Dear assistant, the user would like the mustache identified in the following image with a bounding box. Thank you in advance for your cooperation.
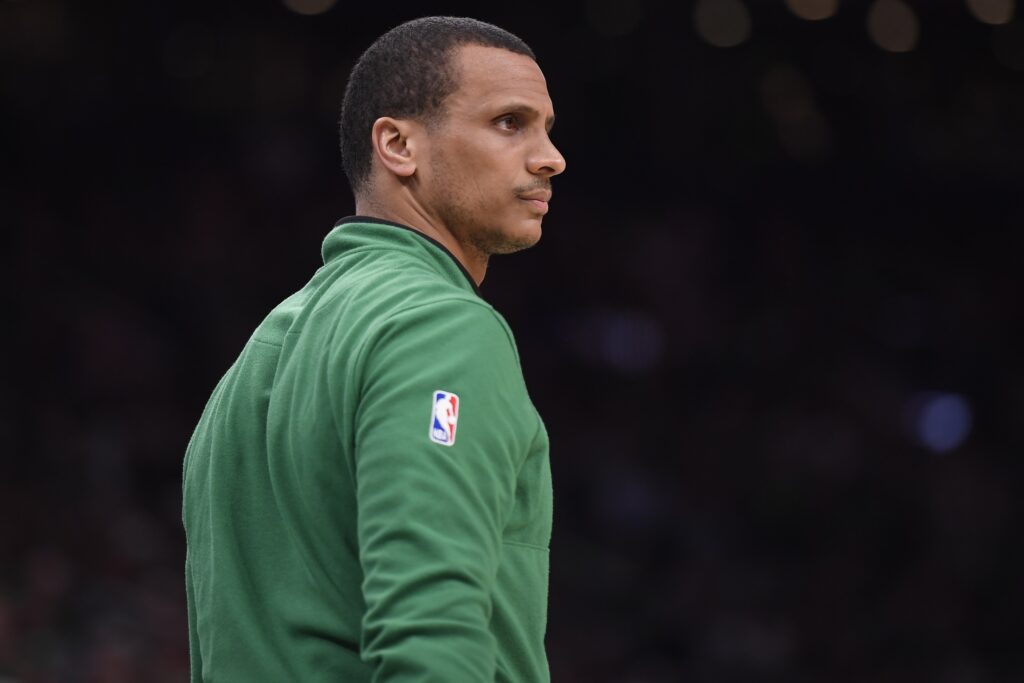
[513,180,552,195]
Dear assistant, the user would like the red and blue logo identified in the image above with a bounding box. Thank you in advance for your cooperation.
[430,390,460,446]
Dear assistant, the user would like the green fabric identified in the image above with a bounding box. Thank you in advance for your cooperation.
[182,219,553,682]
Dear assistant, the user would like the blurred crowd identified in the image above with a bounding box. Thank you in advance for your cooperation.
[5,0,1024,680]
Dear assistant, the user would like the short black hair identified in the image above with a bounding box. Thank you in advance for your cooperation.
[339,16,535,195]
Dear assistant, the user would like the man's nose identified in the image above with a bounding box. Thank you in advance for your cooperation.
[529,137,566,177]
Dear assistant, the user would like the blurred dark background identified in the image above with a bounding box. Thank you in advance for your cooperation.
[4,0,1024,680]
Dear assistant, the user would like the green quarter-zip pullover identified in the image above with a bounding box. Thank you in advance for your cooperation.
[183,217,553,682]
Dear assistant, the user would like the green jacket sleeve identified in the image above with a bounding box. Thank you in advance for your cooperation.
[185,550,203,682]
[351,298,533,682]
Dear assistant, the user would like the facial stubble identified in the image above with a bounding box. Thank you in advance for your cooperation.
[428,150,543,261]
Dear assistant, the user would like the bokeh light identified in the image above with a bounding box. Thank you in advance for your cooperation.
[965,0,1015,25]
[282,0,337,16]
[867,0,920,52]
[913,392,974,454]
[694,0,753,48]
[785,0,839,21]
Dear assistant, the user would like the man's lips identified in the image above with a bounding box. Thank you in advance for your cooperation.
[518,191,551,215]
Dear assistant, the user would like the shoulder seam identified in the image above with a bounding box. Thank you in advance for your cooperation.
[249,337,283,349]
[502,539,549,552]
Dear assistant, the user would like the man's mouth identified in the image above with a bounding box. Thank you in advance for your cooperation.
[517,190,552,215]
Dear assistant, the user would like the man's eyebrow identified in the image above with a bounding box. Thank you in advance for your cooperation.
[499,103,556,132]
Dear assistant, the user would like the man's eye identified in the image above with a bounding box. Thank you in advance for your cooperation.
[497,115,519,131]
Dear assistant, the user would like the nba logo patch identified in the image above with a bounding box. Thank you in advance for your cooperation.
[430,390,460,446]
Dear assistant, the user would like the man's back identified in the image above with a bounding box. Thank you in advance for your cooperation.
[183,219,553,681]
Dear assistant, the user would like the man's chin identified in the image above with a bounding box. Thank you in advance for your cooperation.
[476,222,542,255]
[500,227,542,254]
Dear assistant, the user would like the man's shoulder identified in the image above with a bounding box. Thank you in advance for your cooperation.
[312,254,510,343]
[372,288,511,344]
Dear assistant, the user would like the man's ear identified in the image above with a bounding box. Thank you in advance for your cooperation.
[370,116,418,178]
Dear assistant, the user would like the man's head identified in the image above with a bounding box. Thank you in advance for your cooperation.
[339,17,566,271]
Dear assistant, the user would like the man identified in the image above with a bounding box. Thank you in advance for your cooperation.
[182,16,565,683]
